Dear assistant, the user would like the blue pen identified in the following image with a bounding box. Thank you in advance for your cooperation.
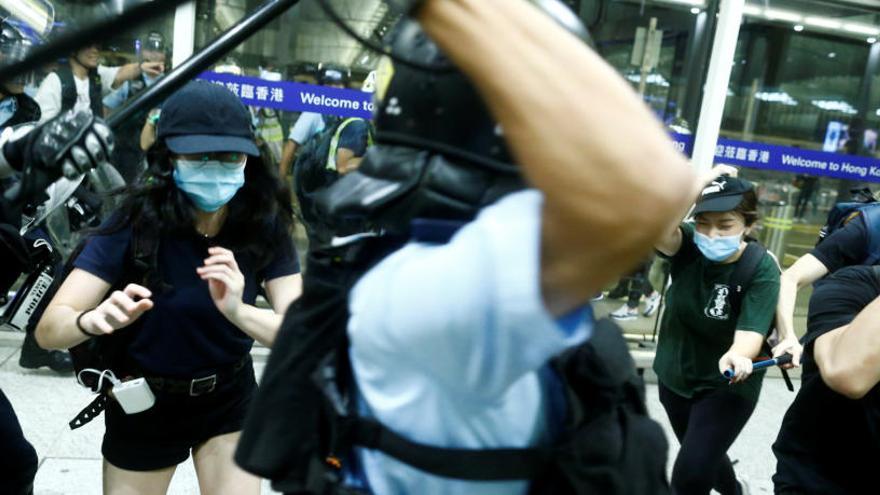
[723,353,793,379]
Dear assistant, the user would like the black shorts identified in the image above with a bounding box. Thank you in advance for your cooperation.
[102,360,257,471]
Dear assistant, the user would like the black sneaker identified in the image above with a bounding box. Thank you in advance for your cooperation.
[18,332,74,374]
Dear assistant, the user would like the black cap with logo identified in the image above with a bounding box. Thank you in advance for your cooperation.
[692,175,755,215]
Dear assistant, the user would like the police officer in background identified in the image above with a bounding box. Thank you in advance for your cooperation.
[236,1,695,493]
[0,20,73,373]
[278,64,350,178]
[102,31,168,183]
[0,21,115,490]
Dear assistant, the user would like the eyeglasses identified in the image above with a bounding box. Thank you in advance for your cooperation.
[173,152,247,169]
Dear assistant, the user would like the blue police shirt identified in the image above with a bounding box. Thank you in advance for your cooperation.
[347,190,593,495]
[74,215,300,377]
[287,111,325,145]
[102,75,160,110]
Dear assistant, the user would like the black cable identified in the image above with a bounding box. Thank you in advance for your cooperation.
[315,0,454,73]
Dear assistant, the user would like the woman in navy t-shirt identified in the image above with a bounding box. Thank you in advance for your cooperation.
[36,81,302,494]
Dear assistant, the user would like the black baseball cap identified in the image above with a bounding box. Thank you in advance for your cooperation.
[692,175,754,215]
[157,81,259,156]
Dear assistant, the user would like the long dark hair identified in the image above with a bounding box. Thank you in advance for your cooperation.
[98,140,294,277]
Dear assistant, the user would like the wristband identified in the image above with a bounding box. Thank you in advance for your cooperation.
[76,309,101,337]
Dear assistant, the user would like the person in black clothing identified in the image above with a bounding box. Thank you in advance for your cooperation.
[793,175,818,221]
[103,31,168,183]
[775,204,880,372]
[772,265,880,494]
[37,81,302,494]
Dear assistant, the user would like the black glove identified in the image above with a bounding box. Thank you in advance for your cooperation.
[2,110,114,206]
[7,110,114,177]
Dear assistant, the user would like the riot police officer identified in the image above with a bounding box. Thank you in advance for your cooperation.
[1,20,115,494]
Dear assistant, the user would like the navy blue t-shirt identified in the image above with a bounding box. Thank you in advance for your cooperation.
[337,119,371,157]
[74,216,299,377]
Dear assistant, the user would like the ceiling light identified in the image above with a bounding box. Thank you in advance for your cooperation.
[843,23,880,36]
[691,7,701,14]
[659,0,705,6]
[755,91,798,106]
[793,25,804,32]
[804,17,842,30]
[764,9,803,23]
[869,37,878,44]
[811,100,858,114]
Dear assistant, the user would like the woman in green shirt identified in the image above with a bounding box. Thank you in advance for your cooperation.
[654,169,780,495]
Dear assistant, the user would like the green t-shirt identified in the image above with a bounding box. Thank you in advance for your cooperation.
[653,223,780,402]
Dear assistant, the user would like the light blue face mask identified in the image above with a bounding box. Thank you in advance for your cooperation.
[694,231,742,262]
[173,160,245,212]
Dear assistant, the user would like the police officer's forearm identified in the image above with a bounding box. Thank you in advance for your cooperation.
[113,62,141,89]
[227,303,282,348]
[419,0,694,311]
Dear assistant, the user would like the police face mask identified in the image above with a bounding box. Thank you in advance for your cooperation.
[172,159,246,212]
[693,231,743,262]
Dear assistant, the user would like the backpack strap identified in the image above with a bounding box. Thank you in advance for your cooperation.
[860,204,880,265]
[57,67,78,113]
[349,418,551,481]
[728,241,766,321]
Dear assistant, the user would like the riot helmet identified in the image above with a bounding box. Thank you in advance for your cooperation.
[141,30,166,54]
[0,20,34,90]
[317,63,350,87]
[316,0,591,236]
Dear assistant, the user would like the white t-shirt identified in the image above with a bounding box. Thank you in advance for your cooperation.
[35,65,121,123]
[347,190,592,495]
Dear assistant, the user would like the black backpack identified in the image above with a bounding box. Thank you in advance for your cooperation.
[816,188,880,265]
[235,237,670,495]
[293,117,373,245]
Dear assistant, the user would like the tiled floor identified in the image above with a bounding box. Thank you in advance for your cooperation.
[1,331,796,494]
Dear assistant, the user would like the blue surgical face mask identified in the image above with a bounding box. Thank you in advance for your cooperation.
[173,160,246,212]
[693,231,742,262]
